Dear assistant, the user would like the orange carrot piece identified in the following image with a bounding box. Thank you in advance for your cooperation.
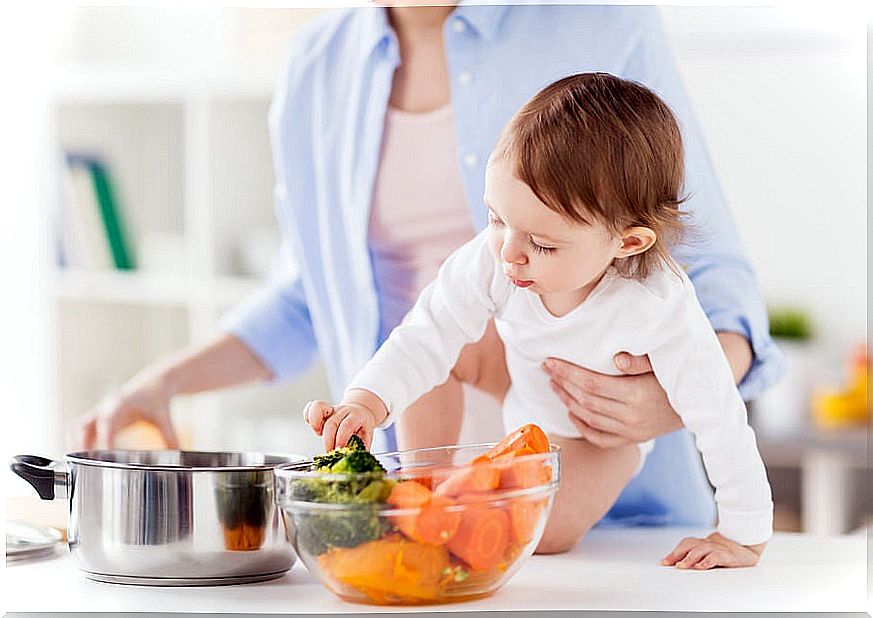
[482,424,550,461]
[411,495,461,546]
[446,502,511,571]
[433,463,499,498]
[388,481,461,546]
[318,535,450,604]
[507,498,546,545]
[498,455,551,490]
[387,479,432,509]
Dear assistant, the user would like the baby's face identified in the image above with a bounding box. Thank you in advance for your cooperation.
[484,158,624,307]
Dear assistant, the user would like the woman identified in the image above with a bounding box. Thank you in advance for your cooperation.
[76,4,783,531]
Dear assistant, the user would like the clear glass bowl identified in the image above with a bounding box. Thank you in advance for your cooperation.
[275,443,560,605]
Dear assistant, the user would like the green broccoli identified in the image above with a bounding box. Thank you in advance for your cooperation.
[286,436,395,556]
[312,434,370,470]
[328,450,385,475]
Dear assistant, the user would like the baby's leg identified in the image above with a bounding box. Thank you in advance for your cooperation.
[396,375,465,449]
[396,320,509,450]
[536,435,639,554]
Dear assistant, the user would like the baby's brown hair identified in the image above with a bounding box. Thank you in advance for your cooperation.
[492,72,686,279]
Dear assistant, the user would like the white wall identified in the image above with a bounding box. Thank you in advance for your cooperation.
[662,7,867,358]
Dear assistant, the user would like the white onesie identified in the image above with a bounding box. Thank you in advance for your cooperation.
[349,230,773,545]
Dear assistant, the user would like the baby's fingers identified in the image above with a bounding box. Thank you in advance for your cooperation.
[675,543,713,569]
[304,400,334,435]
[694,550,729,570]
[697,548,759,570]
[335,415,366,451]
[661,536,701,566]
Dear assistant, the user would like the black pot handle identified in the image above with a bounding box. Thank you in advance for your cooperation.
[10,455,66,500]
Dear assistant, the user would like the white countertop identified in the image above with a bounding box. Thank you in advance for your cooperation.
[4,527,869,613]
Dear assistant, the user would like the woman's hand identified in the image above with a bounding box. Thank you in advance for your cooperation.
[304,389,388,451]
[544,333,753,448]
[74,368,179,450]
[661,532,766,569]
[543,353,682,448]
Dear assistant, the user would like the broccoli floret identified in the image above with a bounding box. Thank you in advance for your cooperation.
[293,506,385,556]
[345,434,366,451]
[329,450,385,475]
[311,434,369,471]
[286,438,394,556]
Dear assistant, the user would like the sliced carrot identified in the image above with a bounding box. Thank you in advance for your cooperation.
[411,495,461,546]
[398,463,454,491]
[387,479,432,509]
[482,423,550,461]
[498,454,551,490]
[446,502,511,571]
[318,535,450,604]
[433,463,499,498]
[388,481,461,546]
[507,498,547,545]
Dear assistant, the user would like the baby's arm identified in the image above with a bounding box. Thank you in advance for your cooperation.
[306,232,508,449]
[643,278,773,569]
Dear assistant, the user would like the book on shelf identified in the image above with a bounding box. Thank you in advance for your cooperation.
[59,153,135,271]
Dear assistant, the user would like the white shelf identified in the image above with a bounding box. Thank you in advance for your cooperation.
[54,269,261,308]
[51,64,278,102]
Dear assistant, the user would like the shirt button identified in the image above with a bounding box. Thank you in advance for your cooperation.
[452,18,466,33]
[458,71,472,86]
[463,153,479,168]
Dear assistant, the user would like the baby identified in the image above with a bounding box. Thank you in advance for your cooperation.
[305,73,772,569]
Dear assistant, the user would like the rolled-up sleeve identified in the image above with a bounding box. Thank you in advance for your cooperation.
[685,259,785,400]
[621,8,785,399]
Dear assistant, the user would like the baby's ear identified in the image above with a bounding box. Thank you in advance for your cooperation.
[617,227,657,258]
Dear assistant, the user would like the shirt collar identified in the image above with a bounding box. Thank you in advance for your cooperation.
[453,3,510,41]
[357,2,510,54]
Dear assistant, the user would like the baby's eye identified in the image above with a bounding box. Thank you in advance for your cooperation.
[487,211,504,227]
[529,237,557,255]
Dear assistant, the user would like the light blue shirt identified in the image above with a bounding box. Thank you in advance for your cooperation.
[223,4,784,528]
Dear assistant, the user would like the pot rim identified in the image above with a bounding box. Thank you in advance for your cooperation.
[65,449,306,472]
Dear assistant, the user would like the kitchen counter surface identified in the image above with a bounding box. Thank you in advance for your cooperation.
[4,527,868,613]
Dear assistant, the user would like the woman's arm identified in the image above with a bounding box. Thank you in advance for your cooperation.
[74,333,272,449]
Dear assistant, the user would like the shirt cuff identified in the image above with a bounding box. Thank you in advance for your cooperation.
[708,310,785,401]
[221,282,318,383]
[716,504,774,546]
[688,261,786,401]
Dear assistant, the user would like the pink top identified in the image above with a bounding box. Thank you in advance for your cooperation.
[368,104,475,339]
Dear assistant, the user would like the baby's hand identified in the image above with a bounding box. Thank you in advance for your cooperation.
[661,532,766,570]
[303,389,388,451]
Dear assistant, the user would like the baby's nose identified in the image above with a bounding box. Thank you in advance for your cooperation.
[501,242,528,265]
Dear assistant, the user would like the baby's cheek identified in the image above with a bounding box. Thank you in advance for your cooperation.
[486,231,502,262]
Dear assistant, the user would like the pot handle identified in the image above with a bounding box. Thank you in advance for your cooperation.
[10,455,69,500]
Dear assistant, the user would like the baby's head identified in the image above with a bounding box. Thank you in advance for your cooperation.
[485,72,686,300]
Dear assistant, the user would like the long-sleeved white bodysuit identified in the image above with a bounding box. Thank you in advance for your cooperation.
[349,231,773,545]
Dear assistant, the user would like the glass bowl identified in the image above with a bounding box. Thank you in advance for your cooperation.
[275,443,560,605]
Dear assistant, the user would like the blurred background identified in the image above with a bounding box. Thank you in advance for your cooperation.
[1,4,868,536]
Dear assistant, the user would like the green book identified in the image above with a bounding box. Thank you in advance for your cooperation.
[85,159,134,270]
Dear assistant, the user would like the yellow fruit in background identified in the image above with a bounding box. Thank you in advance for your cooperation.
[812,343,869,429]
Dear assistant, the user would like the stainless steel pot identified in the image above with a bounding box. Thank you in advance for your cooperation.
[11,450,305,586]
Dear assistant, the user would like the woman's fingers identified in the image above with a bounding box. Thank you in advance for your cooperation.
[550,379,627,434]
[567,413,630,448]
[73,415,97,450]
[544,358,625,402]
[613,351,654,376]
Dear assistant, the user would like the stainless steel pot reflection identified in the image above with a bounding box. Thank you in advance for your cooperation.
[11,450,304,586]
